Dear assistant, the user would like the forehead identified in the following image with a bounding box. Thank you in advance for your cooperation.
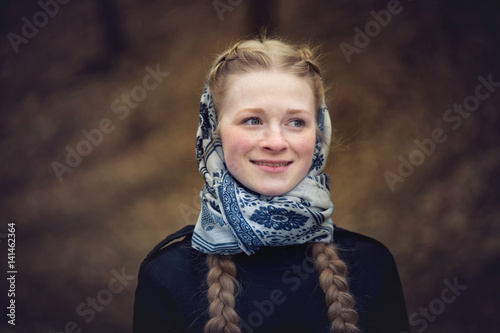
[220,71,316,116]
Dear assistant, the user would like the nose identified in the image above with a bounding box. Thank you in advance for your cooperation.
[260,126,288,152]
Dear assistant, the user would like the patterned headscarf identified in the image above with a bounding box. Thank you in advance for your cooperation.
[192,82,334,255]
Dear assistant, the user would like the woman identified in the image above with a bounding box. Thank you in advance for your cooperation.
[133,37,410,333]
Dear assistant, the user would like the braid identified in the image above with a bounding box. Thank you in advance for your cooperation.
[298,48,322,76]
[312,242,359,333]
[204,254,241,333]
[213,42,241,71]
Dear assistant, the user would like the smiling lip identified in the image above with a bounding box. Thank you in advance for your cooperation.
[251,160,292,171]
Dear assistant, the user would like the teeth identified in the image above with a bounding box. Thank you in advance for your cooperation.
[253,161,290,167]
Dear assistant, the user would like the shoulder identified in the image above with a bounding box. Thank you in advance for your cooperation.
[334,225,394,256]
[134,226,209,331]
[138,225,205,285]
[333,226,409,331]
[333,225,399,277]
[144,225,196,261]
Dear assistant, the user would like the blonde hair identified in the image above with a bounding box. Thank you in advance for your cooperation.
[203,37,359,333]
[208,37,324,117]
[205,255,240,333]
[312,242,359,333]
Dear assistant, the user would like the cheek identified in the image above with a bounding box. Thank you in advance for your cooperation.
[220,130,253,168]
[223,141,240,165]
[295,133,317,160]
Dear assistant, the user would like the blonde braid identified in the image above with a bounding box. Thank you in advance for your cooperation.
[204,254,241,333]
[212,42,240,73]
[312,242,359,333]
[298,48,322,75]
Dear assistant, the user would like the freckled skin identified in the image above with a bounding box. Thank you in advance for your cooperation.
[218,71,317,196]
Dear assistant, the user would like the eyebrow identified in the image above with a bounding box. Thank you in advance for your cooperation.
[236,108,265,116]
[285,109,312,116]
[236,108,312,116]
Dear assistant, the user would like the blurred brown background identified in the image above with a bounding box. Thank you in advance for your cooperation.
[0,0,499,332]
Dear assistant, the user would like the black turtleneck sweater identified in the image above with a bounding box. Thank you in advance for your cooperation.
[133,225,410,333]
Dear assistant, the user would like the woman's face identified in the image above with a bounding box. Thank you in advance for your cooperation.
[218,71,317,196]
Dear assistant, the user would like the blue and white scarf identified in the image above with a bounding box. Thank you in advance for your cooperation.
[192,83,334,255]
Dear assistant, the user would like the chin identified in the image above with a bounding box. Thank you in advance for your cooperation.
[252,185,290,197]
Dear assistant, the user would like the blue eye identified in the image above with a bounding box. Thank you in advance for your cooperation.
[289,119,305,128]
[244,118,261,125]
